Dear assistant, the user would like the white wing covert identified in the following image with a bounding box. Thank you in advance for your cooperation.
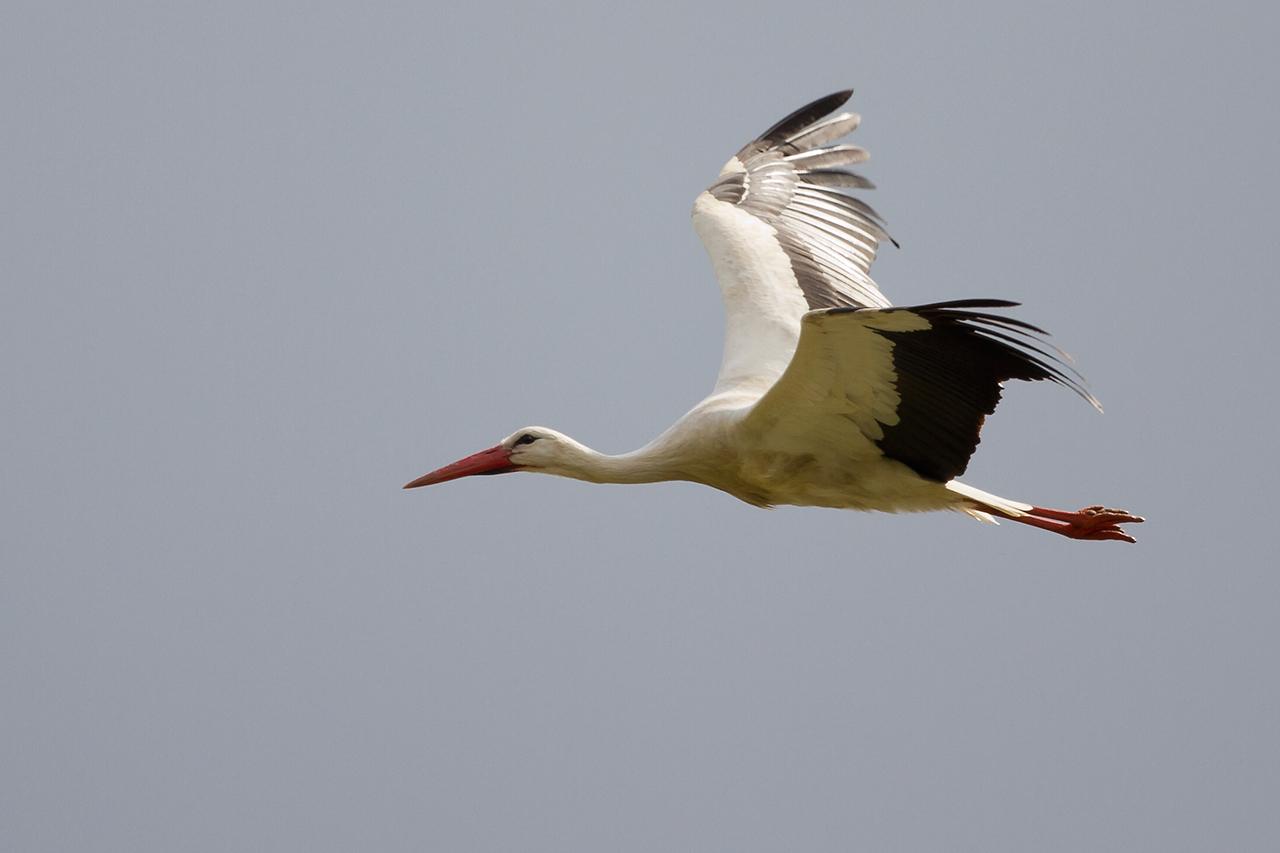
[691,90,897,392]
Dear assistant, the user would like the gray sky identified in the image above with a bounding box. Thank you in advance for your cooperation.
[3,2,1278,851]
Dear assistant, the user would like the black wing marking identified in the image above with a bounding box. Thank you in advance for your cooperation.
[825,300,1099,482]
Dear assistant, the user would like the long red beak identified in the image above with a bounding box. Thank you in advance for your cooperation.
[403,444,517,489]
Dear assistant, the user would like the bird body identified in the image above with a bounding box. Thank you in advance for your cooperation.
[407,91,1143,542]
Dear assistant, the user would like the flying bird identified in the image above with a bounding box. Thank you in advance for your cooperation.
[405,90,1143,542]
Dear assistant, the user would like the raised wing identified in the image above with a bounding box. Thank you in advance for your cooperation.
[693,90,896,392]
[739,301,1099,483]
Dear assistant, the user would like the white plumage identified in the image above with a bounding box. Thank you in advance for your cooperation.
[406,90,1143,543]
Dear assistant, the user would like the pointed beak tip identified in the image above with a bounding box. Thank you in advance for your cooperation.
[402,444,515,492]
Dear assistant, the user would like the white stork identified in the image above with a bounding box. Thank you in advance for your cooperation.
[406,90,1143,543]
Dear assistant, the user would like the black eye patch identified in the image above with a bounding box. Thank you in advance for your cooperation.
[514,434,539,446]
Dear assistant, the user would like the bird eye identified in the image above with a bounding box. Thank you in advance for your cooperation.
[515,434,538,446]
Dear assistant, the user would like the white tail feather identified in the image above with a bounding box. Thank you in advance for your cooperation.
[947,481,1033,519]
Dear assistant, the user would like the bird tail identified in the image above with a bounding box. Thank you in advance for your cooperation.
[946,481,1033,523]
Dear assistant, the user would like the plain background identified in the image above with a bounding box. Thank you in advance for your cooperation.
[3,2,1278,851]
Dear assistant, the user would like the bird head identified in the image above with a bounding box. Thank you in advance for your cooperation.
[403,426,580,489]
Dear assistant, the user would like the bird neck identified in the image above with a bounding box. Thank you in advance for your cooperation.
[556,441,682,485]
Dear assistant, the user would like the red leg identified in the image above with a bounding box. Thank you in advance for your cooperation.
[1002,504,1145,543]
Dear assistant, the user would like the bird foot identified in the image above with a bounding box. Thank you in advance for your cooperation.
[1009,504,1146,543]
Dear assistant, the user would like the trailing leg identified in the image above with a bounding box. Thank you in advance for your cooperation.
[1002,504,1145,543]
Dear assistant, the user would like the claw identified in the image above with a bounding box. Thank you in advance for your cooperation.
[1081,528,1137,544]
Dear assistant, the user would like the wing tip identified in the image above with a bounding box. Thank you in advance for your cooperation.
[826,299,1109,413]
[747,89,859,151]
